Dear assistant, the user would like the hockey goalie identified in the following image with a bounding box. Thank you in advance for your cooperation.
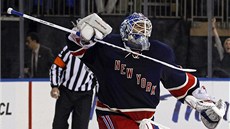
[66,12,226,129]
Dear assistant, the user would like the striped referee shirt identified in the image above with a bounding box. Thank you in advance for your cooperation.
[50,46,96,91]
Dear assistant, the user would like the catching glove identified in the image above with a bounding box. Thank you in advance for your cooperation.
[185,86,226,129]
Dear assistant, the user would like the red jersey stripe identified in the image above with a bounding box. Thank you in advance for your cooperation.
[96,100,155,122]
[71,48,86,57]
[168,73,197,98]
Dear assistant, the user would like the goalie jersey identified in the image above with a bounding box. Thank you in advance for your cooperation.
[67,34,200,121]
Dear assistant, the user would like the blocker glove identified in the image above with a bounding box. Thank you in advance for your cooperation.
[68,25,97,49]
[68,13,112,49]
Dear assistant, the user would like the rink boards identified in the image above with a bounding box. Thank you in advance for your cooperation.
[0,79,229,129]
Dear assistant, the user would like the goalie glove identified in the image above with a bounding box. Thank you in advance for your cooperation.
[76,13,112,41]
[77,13,112,37]
[185,87,226,129]
[200,99,226,129]
[68,24,104,49]
[68,26,96,49]
[78,22,104,41]
[68,13,112,49]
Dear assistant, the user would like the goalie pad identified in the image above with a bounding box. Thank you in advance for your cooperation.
[77,13,112,37]
[139,119,170,129]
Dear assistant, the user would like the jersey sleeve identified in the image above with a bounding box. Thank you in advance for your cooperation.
[66,33,88,58]
[160,46,199,103]
[66,27,97,58]
[49,46,69,88]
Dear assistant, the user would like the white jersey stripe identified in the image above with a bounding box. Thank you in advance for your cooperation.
[50,46,96,91]
[102,116,112,129]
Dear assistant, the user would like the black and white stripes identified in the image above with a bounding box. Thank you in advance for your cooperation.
[50,46,95,91]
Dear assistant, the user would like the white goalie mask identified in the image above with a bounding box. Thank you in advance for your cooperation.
[120,12,152,51]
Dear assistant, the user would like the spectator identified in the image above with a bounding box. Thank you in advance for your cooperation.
[95,0,118,14]
[50,46,97,129]
[212,18,230,77]
[116,0,129,14]
[135,0,142,12]
[44,0,54,15]
[24,32,54,78]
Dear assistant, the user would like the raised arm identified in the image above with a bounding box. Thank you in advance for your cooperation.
[67,13,112,57]
[212,18,224,60]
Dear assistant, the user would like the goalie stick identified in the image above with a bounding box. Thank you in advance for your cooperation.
[7,8,77,35]
[7,7,196,72]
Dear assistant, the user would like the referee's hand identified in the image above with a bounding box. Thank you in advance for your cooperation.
[50,87,60,99]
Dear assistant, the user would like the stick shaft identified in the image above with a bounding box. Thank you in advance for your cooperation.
[8,8,196,72]
[94,39,196,72]
[24,14,75,34]
[9,8,76,34]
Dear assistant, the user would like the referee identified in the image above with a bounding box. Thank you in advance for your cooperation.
[50,46,97,129]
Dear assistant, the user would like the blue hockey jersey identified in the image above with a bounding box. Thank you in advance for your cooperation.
[67,34,200,121]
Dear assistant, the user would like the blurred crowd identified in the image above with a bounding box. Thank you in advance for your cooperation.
[1,0,230,78]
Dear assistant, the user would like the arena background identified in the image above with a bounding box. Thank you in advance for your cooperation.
[1,0,230,129]
[2,17,229,78]
[1,0,230,78]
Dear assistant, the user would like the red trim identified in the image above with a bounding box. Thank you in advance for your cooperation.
[123,111,155,121]
[96,100,108,108]
[169,73,196,98]
[96,100,155,121]
[71,49,86,56]
[29,81,32,129]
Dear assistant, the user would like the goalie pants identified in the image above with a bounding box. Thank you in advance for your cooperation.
[96,113,139,129]
[52,86,93,129]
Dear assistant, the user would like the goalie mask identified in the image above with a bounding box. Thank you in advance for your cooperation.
[120,12,152,51]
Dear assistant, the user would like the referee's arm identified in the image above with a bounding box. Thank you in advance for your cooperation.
[49,50,67,99]
[50,56,66,87]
